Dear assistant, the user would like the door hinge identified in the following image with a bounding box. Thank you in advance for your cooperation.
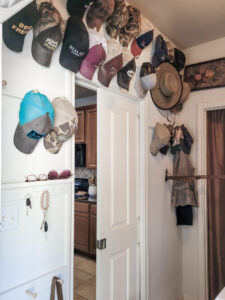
[96,238,106,250]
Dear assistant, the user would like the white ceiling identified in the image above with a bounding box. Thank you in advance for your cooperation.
[128,0,225,49]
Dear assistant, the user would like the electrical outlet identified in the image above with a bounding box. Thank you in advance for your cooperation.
[0,205,19,232]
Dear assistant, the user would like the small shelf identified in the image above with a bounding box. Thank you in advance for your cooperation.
[0,0,32,24]
[2,178,73,190]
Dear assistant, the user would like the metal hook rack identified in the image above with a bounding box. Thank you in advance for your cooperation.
[165,169,225,182]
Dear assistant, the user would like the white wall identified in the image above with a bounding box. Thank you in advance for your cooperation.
[179,37,225,300]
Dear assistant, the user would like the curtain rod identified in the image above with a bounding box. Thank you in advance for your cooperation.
[165,169,225,182]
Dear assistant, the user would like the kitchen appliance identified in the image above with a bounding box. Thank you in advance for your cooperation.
[75,178,89,200]
[75,144,86,167]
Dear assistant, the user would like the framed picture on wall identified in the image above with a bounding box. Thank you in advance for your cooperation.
[184,57,225,91]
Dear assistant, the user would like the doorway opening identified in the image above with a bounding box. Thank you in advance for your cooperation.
[207,108,225,300]
[74,83,97,300]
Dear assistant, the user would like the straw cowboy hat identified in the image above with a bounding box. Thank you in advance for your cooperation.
[150,62,182,110]
[170,82,191,113]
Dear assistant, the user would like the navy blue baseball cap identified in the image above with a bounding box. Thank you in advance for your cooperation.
[14,90,54,154]
[131,17,154,57]
[152,34,168,67]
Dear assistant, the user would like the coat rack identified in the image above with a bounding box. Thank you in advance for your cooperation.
[165,169,225,182]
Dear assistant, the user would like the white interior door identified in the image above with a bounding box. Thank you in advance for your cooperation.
[97,89,140,300]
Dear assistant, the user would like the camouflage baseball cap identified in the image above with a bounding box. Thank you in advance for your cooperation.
[106,0,129,39]
[119,5,141,47]
[86,0,114,31]
[44,98,78,154]
[32,2,65,67]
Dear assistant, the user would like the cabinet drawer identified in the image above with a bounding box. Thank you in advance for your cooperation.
[75,202,89,213]
[91,204,96,215]
[0,267,68,300]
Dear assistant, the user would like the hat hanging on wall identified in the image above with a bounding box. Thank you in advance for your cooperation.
[117,48,136,91]
[150,122,171,156]
[67,0,94,18]
[98,39,123,87]
[135,62,157,98]
[32,2,65,67]
[106,0,129,39]
[152,34,168,67]
[150,62,182,110]
[170,82,190,114]
[86,0,115,31]
[60,15,89,73]
[3,0,38,52]
[131,16,154,57]
[44,97,78,154]
[119,5,141,47]
[173,48,186,72]
[80,28,107,80]
[14,90,54,154]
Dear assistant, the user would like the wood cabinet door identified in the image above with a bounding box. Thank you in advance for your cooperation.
[74,203,89,252]
[89,204,97,255]
[85,106,97,168]
[75,110,85,143]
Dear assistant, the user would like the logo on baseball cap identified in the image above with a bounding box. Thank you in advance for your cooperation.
[14,90,54,154]
[60,15,89,73]
[117,48,136,91]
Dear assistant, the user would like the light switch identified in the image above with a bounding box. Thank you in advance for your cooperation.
[0,205,19,232]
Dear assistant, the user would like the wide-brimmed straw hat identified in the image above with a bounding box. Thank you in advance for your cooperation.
[150,62,182,110]
[170,82,190,113]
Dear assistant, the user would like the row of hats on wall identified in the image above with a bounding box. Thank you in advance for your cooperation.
[3,0,189,111]
[14,90,78,155]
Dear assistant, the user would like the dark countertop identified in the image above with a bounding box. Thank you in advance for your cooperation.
[75,197,97,204]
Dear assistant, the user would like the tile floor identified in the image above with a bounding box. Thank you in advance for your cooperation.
[74,254,96,300]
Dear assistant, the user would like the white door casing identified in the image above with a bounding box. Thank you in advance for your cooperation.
[96,89,140,300]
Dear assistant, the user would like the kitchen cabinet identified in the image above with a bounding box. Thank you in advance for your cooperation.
[75,110,85,143]
[74,201,96,256]
[85,106,97,169]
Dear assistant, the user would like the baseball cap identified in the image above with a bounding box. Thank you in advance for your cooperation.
[80,29,107,80]
[135,62,157,98]
[44,98,78,154]
[98,39,123,87]
[86,0,115,31]
[3,1,38,52]
[14,90,54,154]
[60,15,89,73]
[131,17,154,57]
[106,0,129,39]
[117,48,136,91]
[67,0,94,18]
[150,123,171,156]
[173,48,186,72]
[32,2,65,67]
[152,34,168,67]
[119,5,141,47]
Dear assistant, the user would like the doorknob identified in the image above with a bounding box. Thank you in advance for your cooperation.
[25,289,37,298]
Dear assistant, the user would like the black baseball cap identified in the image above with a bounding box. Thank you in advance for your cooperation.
[117,58,136,91]
[31,2,65,67]
[3,0,38,52]
[67,0,94,18]
[59,15,89,73]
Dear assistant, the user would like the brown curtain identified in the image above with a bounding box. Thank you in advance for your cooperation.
[207,109,225,300]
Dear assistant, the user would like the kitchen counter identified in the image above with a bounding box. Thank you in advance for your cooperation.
[75,197,97,204]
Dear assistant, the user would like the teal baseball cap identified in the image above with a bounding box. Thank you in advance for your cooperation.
[14,90,54,154]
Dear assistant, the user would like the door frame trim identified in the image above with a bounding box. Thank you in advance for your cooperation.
[73,75,148,300]
[197,99,225,300]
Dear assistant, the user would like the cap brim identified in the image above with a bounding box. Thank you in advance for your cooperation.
[59,45,83,73]
[32,38,53,67]
[3,23,25,52]
[135,67,147,98]
[98,65,113,87]
[152,53,161,67]
[80,60,96,80]
[117,71,130,91]
[131,39,142,57]
[14,123,39,154]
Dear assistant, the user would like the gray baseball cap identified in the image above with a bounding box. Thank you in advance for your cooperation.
[44,98,78,154]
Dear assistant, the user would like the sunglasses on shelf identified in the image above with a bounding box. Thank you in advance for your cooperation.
[25,174,47,182]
